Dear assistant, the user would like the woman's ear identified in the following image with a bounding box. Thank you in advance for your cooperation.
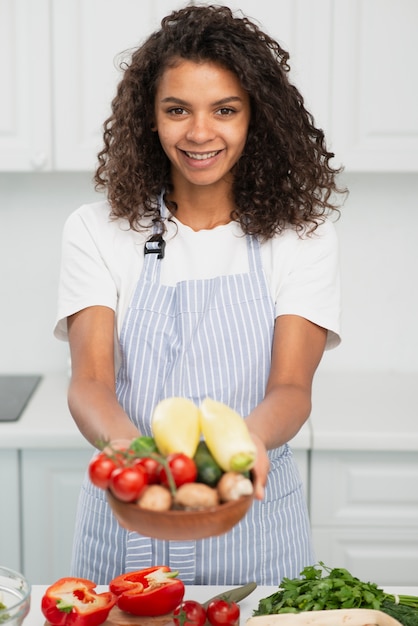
[151,122,157,132]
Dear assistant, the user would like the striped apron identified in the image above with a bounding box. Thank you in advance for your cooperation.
[71,221,314,586]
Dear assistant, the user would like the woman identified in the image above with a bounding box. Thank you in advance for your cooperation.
[55,4,345,585]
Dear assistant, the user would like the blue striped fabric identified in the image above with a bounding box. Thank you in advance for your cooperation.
[70,233,314,585]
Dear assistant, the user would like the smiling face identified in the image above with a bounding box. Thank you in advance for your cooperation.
[154,59,251,194]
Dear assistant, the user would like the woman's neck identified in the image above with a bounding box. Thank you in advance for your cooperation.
[167,183,234,231]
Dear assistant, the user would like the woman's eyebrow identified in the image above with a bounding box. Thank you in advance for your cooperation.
[159,96,244,105]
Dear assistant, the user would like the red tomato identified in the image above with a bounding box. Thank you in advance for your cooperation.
[173,600,207,626]
[88,452,121,490]
[109,465,147,502]
[207,599,240,626]
[159,453,197,488]
[133,457,161,484]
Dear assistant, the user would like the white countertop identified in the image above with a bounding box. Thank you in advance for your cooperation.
[310,371,418,451]
[0,373,90,449]
[0,373,310,450]
[23,584,418,626]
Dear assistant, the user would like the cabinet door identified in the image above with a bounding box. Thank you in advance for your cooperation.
[330,0,418,171]
[21,448,92,584]
[310,450,418,586]
[312,527,418,587]
[310,451,418,527]
[0,450,20,571]
[51,0,159,170]
[0,0,52,170]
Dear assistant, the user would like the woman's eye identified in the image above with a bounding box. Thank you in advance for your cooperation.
[168,107,187,116]
[217,107,235,116]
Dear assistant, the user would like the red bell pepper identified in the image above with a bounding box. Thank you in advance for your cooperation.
[109,566,185,616]
[41,578,116,626]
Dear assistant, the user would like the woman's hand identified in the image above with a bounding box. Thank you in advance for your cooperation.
[248,432,270,500]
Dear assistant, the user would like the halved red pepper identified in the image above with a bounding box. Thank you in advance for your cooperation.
[41,578,116,626]
[109,566,185,616]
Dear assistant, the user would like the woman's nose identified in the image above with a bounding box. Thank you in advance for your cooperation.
[186,115,215,143]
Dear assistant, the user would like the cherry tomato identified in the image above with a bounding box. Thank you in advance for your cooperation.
[173,600,207,626]
[159,453,198,488]
[207,599,240,626]
[133,456,161,484]
[88,452,122,490]
[109,465,147,502]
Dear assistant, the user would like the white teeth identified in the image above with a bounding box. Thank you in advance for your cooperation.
[185,150,219,160]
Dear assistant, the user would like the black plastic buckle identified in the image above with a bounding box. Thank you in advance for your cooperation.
[144,235,165,259]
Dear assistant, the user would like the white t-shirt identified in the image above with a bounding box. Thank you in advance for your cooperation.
[54,200,341,368]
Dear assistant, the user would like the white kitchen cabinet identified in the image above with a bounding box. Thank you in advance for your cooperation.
[51,0,332,170]
[0,450,20,571]
[0,0,52,170]
[329,0,418,171]
[0,0,332,172]
[51,0,158,170]
[20,448,92,584]
[0,0,184,171]
[310,450,418,586]
[2,1,417,170]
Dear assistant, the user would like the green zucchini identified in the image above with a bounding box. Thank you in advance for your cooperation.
[194,440,224,487]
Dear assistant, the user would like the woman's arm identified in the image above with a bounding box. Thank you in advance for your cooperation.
[67,305,141,448]
[246,313,327,499]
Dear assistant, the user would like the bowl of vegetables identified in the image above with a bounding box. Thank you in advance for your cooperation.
[89,397,256,540]
[0,567,31,626]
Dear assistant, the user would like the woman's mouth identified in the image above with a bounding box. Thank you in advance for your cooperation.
[183,150,221,161]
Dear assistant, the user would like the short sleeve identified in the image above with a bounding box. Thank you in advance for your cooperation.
[274,219,341,349]
[53,205,118,341]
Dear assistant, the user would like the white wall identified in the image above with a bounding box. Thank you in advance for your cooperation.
[0,171,417,375]
[0,173,100,374]
[321,171,418,375]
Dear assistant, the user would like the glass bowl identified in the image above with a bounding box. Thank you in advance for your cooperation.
[0,567,31,626]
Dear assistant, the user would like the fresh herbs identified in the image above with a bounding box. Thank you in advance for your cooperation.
[253,562,418,626]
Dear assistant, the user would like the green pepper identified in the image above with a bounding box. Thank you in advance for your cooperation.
[129,436,159,456]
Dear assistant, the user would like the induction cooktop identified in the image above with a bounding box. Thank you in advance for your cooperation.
[0,374,42,422]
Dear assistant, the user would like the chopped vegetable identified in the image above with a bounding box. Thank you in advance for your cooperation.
[41,578,116,626]
[199,398,257,472]
[253,562,418,626]
[109,566,185,616]
[152,397,201,458]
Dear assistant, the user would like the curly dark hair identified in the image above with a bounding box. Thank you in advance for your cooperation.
[95,3,346,238]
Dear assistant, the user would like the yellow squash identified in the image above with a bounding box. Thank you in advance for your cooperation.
[199,398,257,472]
[151,396,200,458]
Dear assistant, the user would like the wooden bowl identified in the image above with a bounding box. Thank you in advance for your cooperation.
[107,490,253,540]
